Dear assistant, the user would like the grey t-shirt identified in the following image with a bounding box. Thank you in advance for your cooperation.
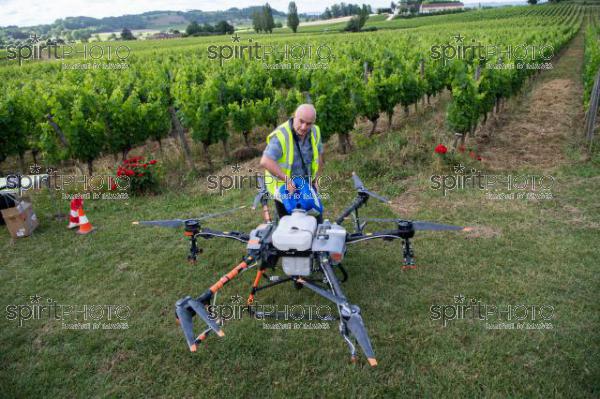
[263,119,323,182]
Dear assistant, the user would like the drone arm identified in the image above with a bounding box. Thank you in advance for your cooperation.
[196,228,250,243]
[195,254,258,304]
[335,194,368,225]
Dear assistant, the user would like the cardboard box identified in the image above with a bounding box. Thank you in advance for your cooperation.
[0,193,17,225]
[1,197,39,239]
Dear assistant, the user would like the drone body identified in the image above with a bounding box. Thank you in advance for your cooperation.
[134,173,470,367]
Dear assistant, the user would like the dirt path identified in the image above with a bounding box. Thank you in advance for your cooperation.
[476,31,586,172]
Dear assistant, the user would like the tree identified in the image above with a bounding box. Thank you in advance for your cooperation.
[287,2,300,33]
[344,5,369,32]
[180,75,229,167]
[228,100,255,148]
[214,20,234,35]
[252,11,264,33]
[0,92,30,172]
[310,68,358,154]
[202,23,214,33]
[355,78,381,136]
[47,78,107,174]
[263,3,275,33]
[72,29,92,42]
[331,4,342,17]
[121,28,136,40]
[447,62,480,140]
[254,97,279,129]
[283,88,303,116]
[527,0,538,4]
[186,21,201,36]
[105,87,146,160]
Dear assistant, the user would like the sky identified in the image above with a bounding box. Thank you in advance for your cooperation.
[0,0,528,27]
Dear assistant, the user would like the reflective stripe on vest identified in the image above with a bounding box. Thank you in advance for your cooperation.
[265,121,320,196]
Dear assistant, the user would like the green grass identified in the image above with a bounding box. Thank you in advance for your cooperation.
[1,5,599,397]
[1,110,599,397]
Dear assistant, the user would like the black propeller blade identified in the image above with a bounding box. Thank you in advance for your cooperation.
[132,205,247,228]
[352,172,390,204]
[362,218,468,231]
[413,221,465,231]
[252,176,268,209]
[351,172,366,191]
[133,219,186,228]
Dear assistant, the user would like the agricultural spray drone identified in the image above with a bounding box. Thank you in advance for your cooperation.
[133,173,471,366]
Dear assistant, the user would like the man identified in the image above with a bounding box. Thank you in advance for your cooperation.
[260,103,324,221]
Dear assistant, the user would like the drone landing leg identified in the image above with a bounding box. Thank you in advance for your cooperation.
[187,234,201,264]
[401,238,416,270]
[295,261,377,367]
[175,255,257,351]
[247,268,266,305]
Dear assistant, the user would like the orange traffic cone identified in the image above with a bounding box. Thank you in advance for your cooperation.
[67,198,82,229]
[76,207,94,235]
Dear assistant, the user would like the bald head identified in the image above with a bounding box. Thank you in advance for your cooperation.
[293,104,316,137]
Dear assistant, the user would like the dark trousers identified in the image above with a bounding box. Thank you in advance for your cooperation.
[274,200,323,224]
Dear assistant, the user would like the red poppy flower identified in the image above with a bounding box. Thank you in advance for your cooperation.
[434,144,448,154]
[111,182,117,191]
[125,169,135,177]
[138,173,144,177]
[149,160,157,165]
[458,145,465,153]
[469,151,476,159]
[477,156,482,161]
[117,169,123,177]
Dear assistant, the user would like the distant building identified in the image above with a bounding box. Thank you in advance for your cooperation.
[419,2,464,14]
[149,32,182,40]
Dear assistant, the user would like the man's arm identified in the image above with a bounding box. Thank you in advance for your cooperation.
[260,155,296,192]
[259,155,287,182]
[260,134,297,194]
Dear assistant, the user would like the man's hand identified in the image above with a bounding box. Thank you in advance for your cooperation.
[286,178,296,193]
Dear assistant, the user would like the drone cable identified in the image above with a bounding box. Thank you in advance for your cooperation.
[346,235,399,244]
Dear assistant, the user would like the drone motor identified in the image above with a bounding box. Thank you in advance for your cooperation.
[396,220,415,239]
[184,220,200,235]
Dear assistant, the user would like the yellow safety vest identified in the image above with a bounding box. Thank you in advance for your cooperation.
[265,120,321,196]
